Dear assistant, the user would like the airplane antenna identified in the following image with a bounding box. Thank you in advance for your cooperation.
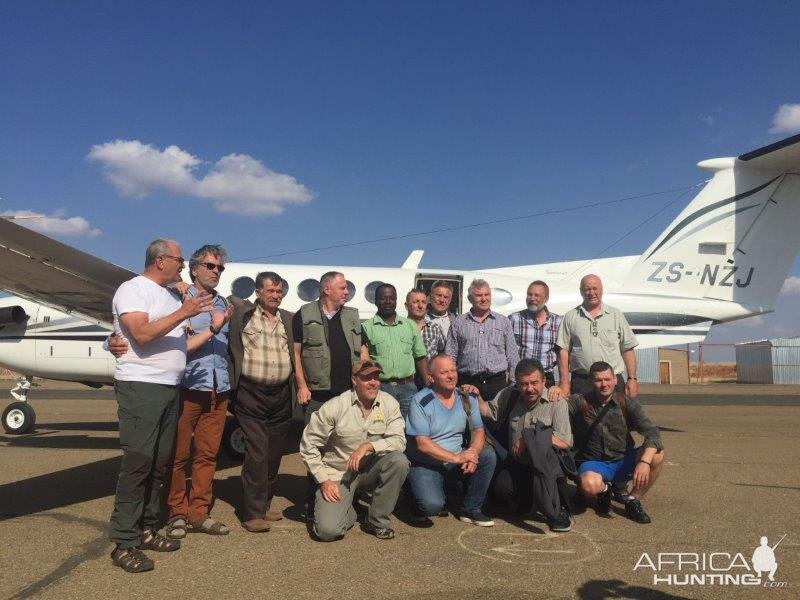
[236,183,702,262]
[559,184,703,280]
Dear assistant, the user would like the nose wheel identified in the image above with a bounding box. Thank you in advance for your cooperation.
[3,375,36,434]
[2,401,36,434]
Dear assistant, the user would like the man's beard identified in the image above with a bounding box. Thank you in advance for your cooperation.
[527,301,544,312]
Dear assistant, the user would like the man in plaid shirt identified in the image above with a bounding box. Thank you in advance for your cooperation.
[406,289,446,359]
[508,280,561,387]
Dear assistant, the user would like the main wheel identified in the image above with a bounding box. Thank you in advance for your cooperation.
[2,402,36,434]
[221,417,245,461]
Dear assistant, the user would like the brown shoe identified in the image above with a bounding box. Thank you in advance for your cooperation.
[242,518,270,533]
[264,510,283,522]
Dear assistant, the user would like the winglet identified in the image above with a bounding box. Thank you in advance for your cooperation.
[401,250,424,269]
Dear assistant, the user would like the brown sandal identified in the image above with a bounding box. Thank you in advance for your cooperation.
[191,517,230,535]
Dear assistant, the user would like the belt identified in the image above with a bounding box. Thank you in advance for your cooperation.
[459,371,506,383]
[381,376,415,385]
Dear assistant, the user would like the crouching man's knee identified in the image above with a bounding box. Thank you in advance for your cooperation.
[313,520,346,542]
[381,451,410,477]
[579,472,605,498]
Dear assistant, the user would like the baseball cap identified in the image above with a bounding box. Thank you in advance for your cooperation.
[352,359,382,377]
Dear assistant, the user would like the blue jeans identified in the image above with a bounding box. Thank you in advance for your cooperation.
[380,381,418,419]
[408,447,497,515]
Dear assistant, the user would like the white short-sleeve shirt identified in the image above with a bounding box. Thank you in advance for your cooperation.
[112,275,187,385]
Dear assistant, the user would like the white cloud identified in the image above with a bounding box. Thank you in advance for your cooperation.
[1,210,101,237]
[780,276,800,296]
[87,140,313,216]
[768,103,800,135]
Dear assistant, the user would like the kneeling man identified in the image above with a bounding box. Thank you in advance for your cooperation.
[406,354,496,527]
[568,361,664,524]
[300,359,409,541]
[479,358,574,531]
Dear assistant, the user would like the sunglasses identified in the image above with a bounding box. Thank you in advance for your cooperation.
[161,254,185,264]
[200,262,225,273]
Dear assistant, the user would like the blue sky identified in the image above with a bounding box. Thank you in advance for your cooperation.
[2,1,799,346]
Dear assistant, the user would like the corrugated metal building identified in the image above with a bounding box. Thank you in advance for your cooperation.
[635,347,690,384]
[736,336,800,384]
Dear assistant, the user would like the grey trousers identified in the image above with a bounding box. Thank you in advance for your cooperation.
[313,450,409,541]
[109,380,180,548]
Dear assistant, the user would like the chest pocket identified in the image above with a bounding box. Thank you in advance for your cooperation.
[304,321,325,347]
[366,410,389,437]
[598,324,620,349]
[489,329,505,348]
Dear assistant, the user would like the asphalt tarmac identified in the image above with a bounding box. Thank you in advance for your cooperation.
[0,383,798,599]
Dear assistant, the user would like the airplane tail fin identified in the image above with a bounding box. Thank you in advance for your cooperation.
[624,134,800,313]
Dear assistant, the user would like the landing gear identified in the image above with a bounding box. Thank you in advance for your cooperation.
[2,375,36,434]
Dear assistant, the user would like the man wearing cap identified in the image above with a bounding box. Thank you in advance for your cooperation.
[299,359,409,541]
[361,283,428,418]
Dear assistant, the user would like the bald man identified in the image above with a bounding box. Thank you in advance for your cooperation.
[555,274,638,398]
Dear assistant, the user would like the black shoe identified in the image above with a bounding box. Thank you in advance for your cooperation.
[139,530,181,552]
[612,481,632,503]
[596,486,612,518]
[624,498,651,524]
[458,511,495,527]
[361,521,395,540]
[549,510,573,532]
[408,507,434,528]
[111,546,154,573]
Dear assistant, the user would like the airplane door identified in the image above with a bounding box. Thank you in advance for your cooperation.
[413,274,463,315]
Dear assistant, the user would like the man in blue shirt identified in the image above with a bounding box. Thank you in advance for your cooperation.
[405,354,496,527]
[164,245,233,538]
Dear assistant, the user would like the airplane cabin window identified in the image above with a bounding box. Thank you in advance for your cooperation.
[298,278,320,302]
[280,279,289,298]
[231,276,256,299]
[491,287,513,306]
[364,281,384,304]
[345,280,356,303]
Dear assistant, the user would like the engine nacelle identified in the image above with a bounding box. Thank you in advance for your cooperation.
[0,305,28,325]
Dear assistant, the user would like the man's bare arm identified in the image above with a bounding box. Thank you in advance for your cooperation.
[120,292,211,347]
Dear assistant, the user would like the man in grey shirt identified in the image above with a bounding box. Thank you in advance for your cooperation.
[479,358,573,532]
[556,274,638,398]
[446,278,519,401]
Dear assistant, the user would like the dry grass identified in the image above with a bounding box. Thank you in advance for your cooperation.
[689,362,737,383]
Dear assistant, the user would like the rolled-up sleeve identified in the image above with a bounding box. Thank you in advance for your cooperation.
[629,400,662,451]
[371,399,407,454]
[551,400,573,447]
[299,407,335,483]
[618,313,638,351]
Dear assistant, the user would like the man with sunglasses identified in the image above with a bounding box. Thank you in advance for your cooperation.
[555,274,638,398]
[109,239,214,573]
[164,245,234,539]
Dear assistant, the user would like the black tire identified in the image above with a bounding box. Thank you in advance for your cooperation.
[221,416,245,462]
[2,402,36,434]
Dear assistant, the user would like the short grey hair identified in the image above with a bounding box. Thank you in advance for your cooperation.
[319,271,345,294]
[188,244,228,281]
[430,280,453,293]
[467,278,490,296]
[145,238,179,267]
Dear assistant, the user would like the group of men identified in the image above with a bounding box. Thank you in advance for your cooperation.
[106,238,664,573]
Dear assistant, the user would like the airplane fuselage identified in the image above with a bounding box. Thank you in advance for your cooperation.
[0,257,765,385]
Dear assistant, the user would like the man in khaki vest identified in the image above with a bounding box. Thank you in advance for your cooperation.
[293,271,362,518]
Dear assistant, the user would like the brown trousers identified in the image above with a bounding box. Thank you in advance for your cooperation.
[165,387,228,523]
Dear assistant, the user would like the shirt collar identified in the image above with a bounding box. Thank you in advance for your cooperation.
[467,309,496,322]
[577,303,609,318]
[371,313,405,326]
[351,390,381,408]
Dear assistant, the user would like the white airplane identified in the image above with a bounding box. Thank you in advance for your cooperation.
[1,133,799,441]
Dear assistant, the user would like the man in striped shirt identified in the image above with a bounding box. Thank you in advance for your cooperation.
[508,280,561,388]
[445,278,519,401]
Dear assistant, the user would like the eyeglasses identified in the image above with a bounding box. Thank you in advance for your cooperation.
[200,262,225,273]
[160,255,185,264]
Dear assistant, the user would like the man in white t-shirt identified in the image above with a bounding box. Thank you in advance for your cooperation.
[108,238,214,574]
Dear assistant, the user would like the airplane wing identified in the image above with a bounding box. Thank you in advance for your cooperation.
[0,218,135,325]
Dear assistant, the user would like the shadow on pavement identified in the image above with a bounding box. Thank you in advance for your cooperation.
[576,579,693,599]
[212,472,308,522]
[0,432,120,450]
[0,456,121,520]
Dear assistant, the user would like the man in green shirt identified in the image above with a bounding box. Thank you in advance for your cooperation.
[361,284,428,417]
